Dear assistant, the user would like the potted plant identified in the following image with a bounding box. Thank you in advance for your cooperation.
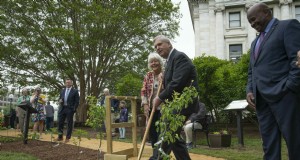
[208,130,231,148]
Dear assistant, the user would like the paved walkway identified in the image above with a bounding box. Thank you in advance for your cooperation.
[0,129,224,160]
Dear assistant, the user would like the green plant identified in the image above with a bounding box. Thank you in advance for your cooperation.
[2,107,10,116]
[212,130,230,135]
[156,85,199,160]
[31,132,39,140]
[72,129,89,154]
[193,53,249,123]
[45,128,58,144]
[85,96,106,160]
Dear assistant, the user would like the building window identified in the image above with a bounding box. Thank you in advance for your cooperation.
[296,6,300,21]
[229,44,242,61]
[229,12,241,28]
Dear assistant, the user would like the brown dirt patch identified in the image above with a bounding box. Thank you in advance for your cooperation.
[1,140,103,160]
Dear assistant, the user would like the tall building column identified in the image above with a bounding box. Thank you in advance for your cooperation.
[209,2,216,57]
[214,4,225,59]
[192,5,201,57]
[198,2,210,56]
[280,0,292,20]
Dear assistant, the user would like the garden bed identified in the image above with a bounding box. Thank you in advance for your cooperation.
[0,139,103,160]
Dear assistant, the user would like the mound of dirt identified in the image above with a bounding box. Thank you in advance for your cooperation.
[1,140,103,160]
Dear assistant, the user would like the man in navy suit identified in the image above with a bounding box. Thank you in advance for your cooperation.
[57,78,79,143]
[246,3,300,160]
[152,35,200,160]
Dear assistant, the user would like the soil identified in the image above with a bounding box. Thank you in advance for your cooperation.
[0,128,225,160]
[1,140,103,160]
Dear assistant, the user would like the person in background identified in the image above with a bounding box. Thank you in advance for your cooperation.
[30,86,46,138]
[141,53,164,160]
[9,104,16,129]
[118,100,128,139]
[100,88,119,136]
[44,101,54,131]
[246,3,300,159]
[16,87,30,133]
[57,78,79,143]
[100,88,119,113]
[183,102,206,149]
[152,35,200,160]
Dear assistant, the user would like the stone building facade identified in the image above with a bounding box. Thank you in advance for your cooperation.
[188,0,300,60]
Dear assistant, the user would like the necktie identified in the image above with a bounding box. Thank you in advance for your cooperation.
[64,88,70,105]
[164,59,168,68]
[254,32,265,59]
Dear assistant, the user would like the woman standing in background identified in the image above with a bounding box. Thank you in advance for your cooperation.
[30,86,46,138]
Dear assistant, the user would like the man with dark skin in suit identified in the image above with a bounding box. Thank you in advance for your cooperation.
[246,3,300,160]
[152,35,200,160]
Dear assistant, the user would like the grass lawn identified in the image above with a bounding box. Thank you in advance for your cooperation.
[0,136,38,160]
[190,134,289,160]
[0,152,38,160]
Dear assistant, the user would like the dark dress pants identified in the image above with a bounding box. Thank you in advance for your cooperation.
[58,107,74,139]
[10,110,16,128]
[256,90,300,160]
[150,109,161,148]
[46,116,54,130]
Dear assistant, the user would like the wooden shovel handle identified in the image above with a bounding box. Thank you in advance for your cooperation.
[137,82,162,160]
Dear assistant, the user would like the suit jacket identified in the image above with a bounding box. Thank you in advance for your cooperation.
[246,19,300,103]
[159,49,200,116]
[59,87,80,112]
[189,102,206,123]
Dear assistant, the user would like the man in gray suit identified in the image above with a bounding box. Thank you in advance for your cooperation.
[246,3,300,160]
[152,35,200,160]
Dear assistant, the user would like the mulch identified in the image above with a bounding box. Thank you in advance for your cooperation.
[0,140,103,160]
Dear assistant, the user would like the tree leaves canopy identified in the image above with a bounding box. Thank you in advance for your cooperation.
[0,0,180,121]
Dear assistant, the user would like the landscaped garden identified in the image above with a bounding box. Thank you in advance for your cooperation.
[0,124,289,160]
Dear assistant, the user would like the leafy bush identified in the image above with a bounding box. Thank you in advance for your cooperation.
[157,85,198,159]
[193,53,250,123]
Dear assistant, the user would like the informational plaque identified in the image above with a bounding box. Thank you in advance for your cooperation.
[18,103,38,113]
[224,100,248,111]
[223,99,249,147]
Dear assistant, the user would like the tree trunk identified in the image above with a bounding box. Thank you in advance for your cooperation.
[77,91,87,123]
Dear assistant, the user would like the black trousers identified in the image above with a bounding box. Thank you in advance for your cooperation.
[10,111,16,128]
[149,110,161,148]
[57,107,74,139]
[256,90,300,160]
[45,116,54,130]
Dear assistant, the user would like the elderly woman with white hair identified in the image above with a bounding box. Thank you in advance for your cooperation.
[140,53,164,160]
[16,87,31,133]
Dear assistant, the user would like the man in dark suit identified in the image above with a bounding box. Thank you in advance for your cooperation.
[246,3,300,160]
[152,35,200,160]
[57,78,79,143]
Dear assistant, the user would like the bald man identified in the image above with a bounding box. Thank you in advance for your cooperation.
[246,3,300,160]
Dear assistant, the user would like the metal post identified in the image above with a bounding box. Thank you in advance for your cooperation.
[236,110,244,146]
[23,108,30,144]
[8,94,14,128]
